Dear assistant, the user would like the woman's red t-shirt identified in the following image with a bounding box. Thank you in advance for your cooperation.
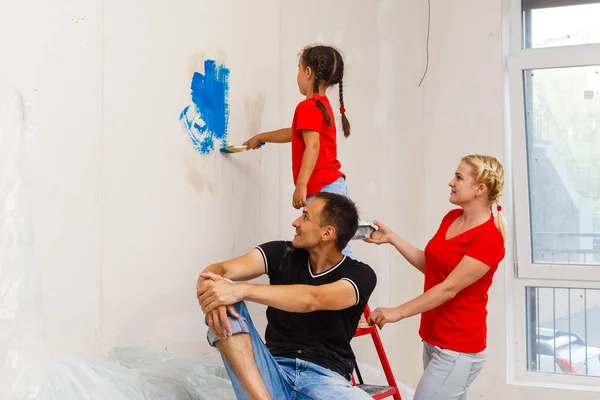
[291,96,344,198]
[419,209,505,353]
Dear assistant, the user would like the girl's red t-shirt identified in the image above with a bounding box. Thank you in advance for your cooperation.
[419,209,505,353]
[291,96,344,198]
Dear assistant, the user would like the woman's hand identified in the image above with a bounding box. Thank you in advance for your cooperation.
[368,307,403,329]
[364,220,396,245]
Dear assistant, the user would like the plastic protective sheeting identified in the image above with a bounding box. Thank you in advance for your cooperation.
[0,83,235,400]
[12,349,234,400]
[107,348,233,400]
[0,82,47,399]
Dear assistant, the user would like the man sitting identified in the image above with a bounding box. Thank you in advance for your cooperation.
[196,192,376,399]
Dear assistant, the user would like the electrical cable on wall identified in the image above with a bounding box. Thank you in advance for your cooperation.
[418,0,431,87]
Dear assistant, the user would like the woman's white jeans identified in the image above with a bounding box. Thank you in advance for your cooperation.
[413,341,485,400]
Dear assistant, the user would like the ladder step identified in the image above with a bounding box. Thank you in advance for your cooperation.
[353,305,402,399]
[356,384,397,398]
[354,325,377,337]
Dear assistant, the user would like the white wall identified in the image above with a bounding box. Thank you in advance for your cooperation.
[0,0,423,369]
[0,1,104,356]
[99,0,283,357]
[1,0,597,398]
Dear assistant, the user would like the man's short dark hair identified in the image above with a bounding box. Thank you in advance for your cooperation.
[313,192,359,251]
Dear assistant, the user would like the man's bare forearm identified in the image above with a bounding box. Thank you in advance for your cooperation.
[241,283,318,313]
[202,263,227,278]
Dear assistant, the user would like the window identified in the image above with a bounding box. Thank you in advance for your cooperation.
[522,1,600,49]
[524,65,600,268]
[508,0,600,386]
[526,287,600,377]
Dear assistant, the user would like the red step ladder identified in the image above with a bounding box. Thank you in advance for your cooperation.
[351,305,402,400]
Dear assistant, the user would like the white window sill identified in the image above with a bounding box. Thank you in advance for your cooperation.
[509,373,600,393]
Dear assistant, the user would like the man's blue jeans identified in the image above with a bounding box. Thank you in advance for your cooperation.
[206,301,370,400]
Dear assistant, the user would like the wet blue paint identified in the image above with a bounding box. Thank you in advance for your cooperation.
[179,59,230,154]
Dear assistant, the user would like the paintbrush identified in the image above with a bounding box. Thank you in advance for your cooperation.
[220,142,265,154]
[351,221,378,240]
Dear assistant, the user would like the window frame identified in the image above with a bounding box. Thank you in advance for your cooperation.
[508,0,600,281]
[506,0,600,390]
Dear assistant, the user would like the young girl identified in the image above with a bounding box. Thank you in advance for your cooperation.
[244,45,352,256]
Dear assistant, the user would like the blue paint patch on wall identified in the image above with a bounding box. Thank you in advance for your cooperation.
[180,60,230,154]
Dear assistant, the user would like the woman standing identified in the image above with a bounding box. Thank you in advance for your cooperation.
[366,154,506,399]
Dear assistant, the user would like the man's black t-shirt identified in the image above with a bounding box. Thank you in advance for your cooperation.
[256,241,377,379]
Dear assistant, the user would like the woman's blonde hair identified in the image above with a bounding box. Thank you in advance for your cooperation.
[461,154,507,242]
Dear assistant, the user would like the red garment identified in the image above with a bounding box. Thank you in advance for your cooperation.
[291,97,344,198]
[419,209,505,353]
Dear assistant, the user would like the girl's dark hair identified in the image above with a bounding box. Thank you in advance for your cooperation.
[301,45,351,138]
